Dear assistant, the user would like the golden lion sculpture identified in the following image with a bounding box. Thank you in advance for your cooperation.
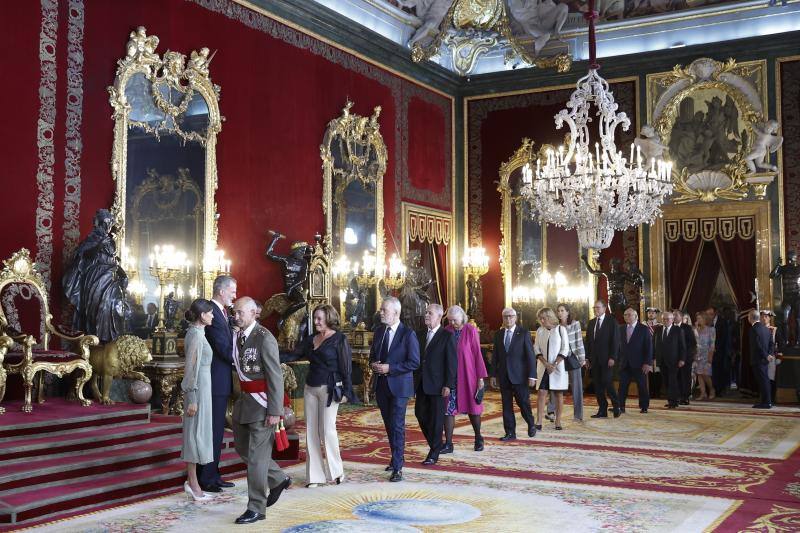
[89,334,152,405]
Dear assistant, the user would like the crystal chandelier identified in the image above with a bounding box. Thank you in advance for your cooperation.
[520,0,673,250]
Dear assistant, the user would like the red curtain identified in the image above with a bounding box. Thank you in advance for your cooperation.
[714,237,756,310]
[432,242,449,306]
[666,239,703,309]
[684,242,721,315]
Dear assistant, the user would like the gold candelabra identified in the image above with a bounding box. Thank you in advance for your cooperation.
[202,249,232,298]
[148,245,191,332]
[383,253,407,291]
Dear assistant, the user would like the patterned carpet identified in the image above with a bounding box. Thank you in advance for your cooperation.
[22,392,800,532]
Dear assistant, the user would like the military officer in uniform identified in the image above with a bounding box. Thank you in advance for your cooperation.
[230,297,291,525]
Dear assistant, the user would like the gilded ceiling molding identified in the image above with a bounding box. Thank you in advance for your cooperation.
[34,0,59,290]
[62,0,85,269]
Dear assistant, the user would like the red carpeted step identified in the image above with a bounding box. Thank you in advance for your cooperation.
[0,450,247,525]
[0,399,150,439]
[0,421,182,461]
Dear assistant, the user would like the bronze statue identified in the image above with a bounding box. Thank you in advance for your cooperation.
[262,230,315,351]
[62,209,129,343]
[164,291,178,331]
[466,275,481,320]
[399,250,433,330]
[582,254,628,313]
[770,251,800,345]
[625,259,645,311]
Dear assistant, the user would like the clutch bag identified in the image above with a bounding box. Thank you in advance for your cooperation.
[474,386,485,404]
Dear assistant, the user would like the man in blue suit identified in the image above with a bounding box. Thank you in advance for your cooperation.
[749,309,775,408]
[198,275,237,492]
[370,296,420,482]
[617,308,654,413]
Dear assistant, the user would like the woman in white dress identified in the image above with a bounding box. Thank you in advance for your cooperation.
[534,307,569,430]
[181,299,215,501]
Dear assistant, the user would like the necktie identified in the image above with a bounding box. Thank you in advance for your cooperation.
[595,317,601,336]
[627,324,633,342]
[504,328,512,351]
[379,327,391,362]
[426,329,434,347]
[663,326,669,340]
[238,331,246,348]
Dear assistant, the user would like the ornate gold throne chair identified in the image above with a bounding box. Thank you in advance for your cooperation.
[0,249,98,413]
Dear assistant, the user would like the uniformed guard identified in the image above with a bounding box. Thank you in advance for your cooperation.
[230,296,291,525]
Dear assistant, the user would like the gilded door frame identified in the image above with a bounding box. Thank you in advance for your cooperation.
[649,201,772,312]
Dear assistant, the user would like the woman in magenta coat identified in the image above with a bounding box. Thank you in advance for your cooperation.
[443,305,488,453]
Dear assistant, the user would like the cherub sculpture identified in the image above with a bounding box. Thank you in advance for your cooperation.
[508,0,569,55]
[400,0,451,49]
[745,120,783,174]
[634,125,667,166]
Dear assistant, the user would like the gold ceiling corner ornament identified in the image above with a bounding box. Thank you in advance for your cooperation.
[108,27,222,298]
[646,58,777,204]
[410,0,571,76]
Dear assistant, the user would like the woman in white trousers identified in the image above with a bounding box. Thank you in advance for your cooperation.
[285,304,355,486]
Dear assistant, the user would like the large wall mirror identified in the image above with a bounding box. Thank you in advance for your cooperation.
[321,102,386,329]
[109,27,222,314]
[498,138,545,307]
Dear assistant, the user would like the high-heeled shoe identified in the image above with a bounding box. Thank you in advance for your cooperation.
[334,475,344,485]
[184,481,213,501]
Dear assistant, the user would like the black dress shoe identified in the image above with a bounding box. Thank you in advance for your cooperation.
[665,403,678,409]
[422,457,436,465]
[201,484,223,493]
[440,443,454,454]
[385,465,394,471]
[590,413,608,418]
[474,437,484,451]
[752,403,772,409]
[235,510,265,524]
[619,407,626,414]
[499,433,517,441]
[389,470,403,482]
[680,400,690,405]
[218,480,235,488]
[612,408,621,418]
[528,426,537,437]
[640,408,648,413]
[266,476,291,507]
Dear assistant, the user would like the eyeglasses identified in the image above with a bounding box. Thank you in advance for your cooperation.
[502,314,516,318]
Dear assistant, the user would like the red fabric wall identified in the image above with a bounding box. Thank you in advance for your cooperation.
[0,0,452,315]
[467,81,637,330]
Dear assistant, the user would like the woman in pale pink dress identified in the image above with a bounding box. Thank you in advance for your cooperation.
[443,305,488,453]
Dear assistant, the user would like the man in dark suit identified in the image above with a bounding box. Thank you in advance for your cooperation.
[707,305,731,396]
[617,308,653,413]
[586,300,621,418]
[415,303,456,465]
[490,307,537,440]
[198,275,237,492]
[371,296,420,482]
[655,310,686,409]
[674,309,697,405]
[749,309,775,408]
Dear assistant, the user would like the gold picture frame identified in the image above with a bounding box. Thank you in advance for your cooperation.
[646,58,767,204]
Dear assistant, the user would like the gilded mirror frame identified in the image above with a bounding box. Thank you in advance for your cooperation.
[498,138,547,307]
[320,101,387,311]
[108,26,222,296]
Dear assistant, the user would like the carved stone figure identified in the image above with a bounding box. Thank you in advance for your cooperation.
[745,120,783,174]
[466,275,481,319]
[508,0,569,54]
[400,250,433,330]
[62,209,129,343]
[400,0,451,48]
[634,125,667,165]
[89,334,152,405]
[769,251,800,346]
[582,254,628,313]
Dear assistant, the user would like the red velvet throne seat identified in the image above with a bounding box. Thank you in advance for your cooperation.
[0,249,98,413]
